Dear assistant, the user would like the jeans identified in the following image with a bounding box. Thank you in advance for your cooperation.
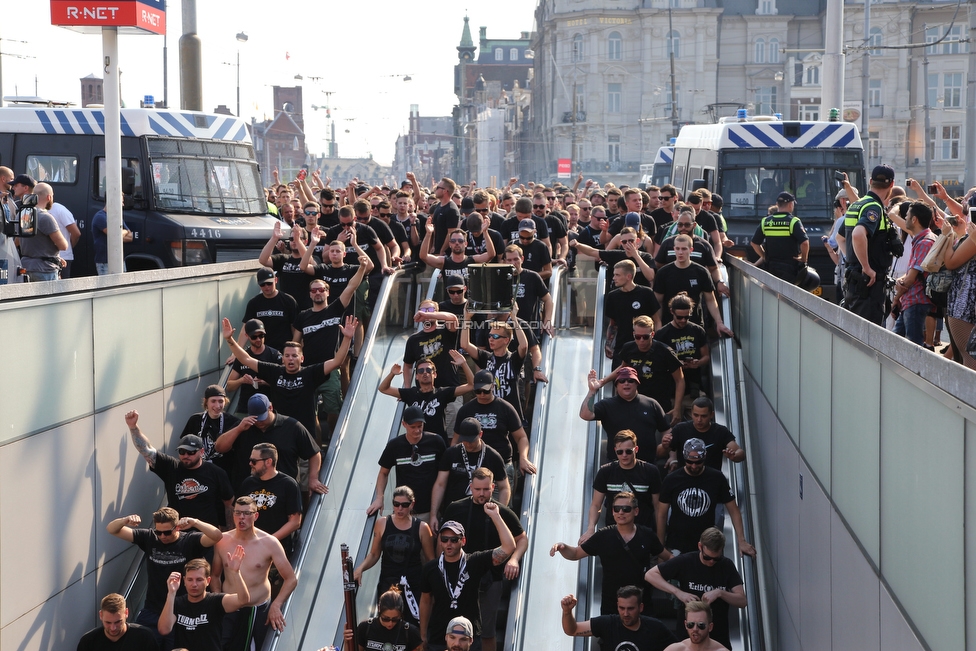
[27,269,58,282]
[894,302,928,345]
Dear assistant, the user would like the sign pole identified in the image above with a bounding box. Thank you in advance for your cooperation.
[102,26,124,274]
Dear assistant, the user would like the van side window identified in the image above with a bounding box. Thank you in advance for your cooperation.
[26,155,78,184]
[95,158,143,199]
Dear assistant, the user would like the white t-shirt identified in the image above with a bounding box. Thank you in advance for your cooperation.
[48,202,76,261]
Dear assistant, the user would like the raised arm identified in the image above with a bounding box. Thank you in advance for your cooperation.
[560,595,591,637]
[124,410,156,466]
[222,318,259,372]
[157,572,182,635]
[486,501,516,563]
[378,364,404,398]
[300,226,323,274]
[221,545,251,612]
[579,370,603,421]
[259,221,283,268]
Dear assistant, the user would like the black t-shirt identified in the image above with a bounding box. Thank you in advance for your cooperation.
[649,207,673,231]
[231,345,282,413]
[670,422,736,471]
[356,617,422,651]
[269,253,313,309]
[437,443,508,507]
[593,395,671,463]
[695,209,718,234]
[309,263,360,303]
[655,322,709,387]
[514,269,549,323]
[419,549,495,638]
[239,471,303,556]
[76,623,159,651]
[151,453,233,528]
[474,348,525,422]
[242,292,299,353]
[293,301,345,365]
[575,224,603,249]
[597,250,657,288]
[466,229,504,260]
[608,213,658,239]
[387,218,410,251]
[657,551,743,649]
[256,360,329,435]
[403,327,461,387]
[617,340,682,409]
[658,467,735,552]
[454,397,523,463]
[180,411,241,480]
[172,593,227,651]
[518,239,552,275]
[604,286,661,360]
[590,614,677,651]
[130,529,206,612]
[378,434,446,513]
[500,215,550,243]
[545,213,569,242]
[432,201,462,253]
[470,316,538,352]
[592,461,662,528]
[325,222,380,267]
[229,415,319,488]
[443,497,523,558]
[441,254,476,283]
[580,525,665,614]
[652,262,714,324]
[655,235,717,268]
[397,386,459,442]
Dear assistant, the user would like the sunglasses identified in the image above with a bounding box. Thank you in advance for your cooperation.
[620,240,637,245]
[249,332,266,339]
[685,457,705,466]
[447,288,464,295]
[380,615,401,624]
[309,287,327,293]
[410,445,420,463]
[474,388,493,395]
[420,307,435,313]
[662,195,675,200]
[615,448,635,456]
[519,234,534,240]
[248,457,267,465]
[700,549,721,562]
[488,333,509,340]
[321,203,337,208]
[633,334,651,340]
[154,528,176,536]
[593,216,608,221]
[415,368,434,375]
[440,536,462,544]
[177,449,199,456]
[673,314,690,321]
[449,238,466,244]
[378,212,392,217]
[304,210,319,216]
[392,500,412,509]
[475,208,489,214]
[685,621,708,630]
[612,505,633,513]
[616,378,637,384]
[581,207,591,211]
[532,205,546,209]
[260,281,274,287]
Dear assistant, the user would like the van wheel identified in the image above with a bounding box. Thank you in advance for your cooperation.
[125,259,162,272]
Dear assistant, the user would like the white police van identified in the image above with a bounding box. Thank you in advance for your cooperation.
[0,106,276,276]
[638,142,675,190]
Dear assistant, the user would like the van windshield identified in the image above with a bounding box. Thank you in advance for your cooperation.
[148,139,265,215]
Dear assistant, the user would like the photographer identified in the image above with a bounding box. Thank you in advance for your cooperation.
[17,183,69,282]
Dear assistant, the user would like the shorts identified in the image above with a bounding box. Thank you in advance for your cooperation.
[479,576,504,635]
[354,280,371,322]
[316,372,342,414]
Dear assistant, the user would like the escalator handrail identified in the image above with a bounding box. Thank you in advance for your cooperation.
[502,264,564,651]
[263,269,405,651]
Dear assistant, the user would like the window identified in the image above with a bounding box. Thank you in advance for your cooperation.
[573,34,585,62]
[942,125,961,159]
[944,72,963,107]
[755,86,777,114]
[608,32,622,60]
[868,131,880,160]
[805,65,820,86]
[495,48,504,61]
[608,135,621,163]
[510,48,519,61]
[26,155,78,184]
[669,0,681,7]
[755,38,766,64]
[768,38,780,63]
[927,73,938,108]
[868,27,883,56]
[95,157,143,199]
[666,30,680,59]
[573,141,584,165]
[575,87,586,113]
[869,79,882,107]
[928,25,967,55]
[801,104,819,121]
[757,0,775,15]
[926,27,940,55]
[608,83,622,113]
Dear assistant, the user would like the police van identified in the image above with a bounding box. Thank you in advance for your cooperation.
[0,106,277,276]
[670,115,865,297]
[638,142,674,190]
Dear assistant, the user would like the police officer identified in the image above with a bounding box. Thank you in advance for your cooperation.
[843,164,896,325]
[750,192,808,282]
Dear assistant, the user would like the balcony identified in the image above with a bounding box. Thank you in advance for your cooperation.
[562,111,587,123]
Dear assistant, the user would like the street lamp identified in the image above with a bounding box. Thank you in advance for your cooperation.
[235,31,248,117]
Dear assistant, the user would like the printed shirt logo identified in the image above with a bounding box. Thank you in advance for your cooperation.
[675,487,712,518]
[174,478,209,500]
[277,375,306,391]
[249,488,278,510]
[176,613,209,631]
[302,316,341,335]
[256,310,285,318]
[475,412,498,430]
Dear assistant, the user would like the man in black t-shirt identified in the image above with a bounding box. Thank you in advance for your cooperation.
[159,552,251,651]
[646,527,744,649]
[240,268,299,353]
[239,442,303,558]
[461,307,528,423]
[76,593,159,651]
[325,204,386,321]
[618,315,684,419]
[106,508,221,646]
[514,218,552,281]
[503,245,554,337]
[125,410,234,528]
[604,259,662,364]
[259,221,314,309]
[420,221,495,284]
[584,431,662,536]
[430,417,510,521]
[403,299,462,388]
[657,439,754,556]
[688,190,722,258]
[500,197,550,250]
[367,406,446,518]
[560,587,677,651]
[227,319,282,417]
[667,398,743,473]
[655,295,710,410]
[379,354,473,443]
[430,177,462,254]
[299,227,372,306]
[653,235,731,335]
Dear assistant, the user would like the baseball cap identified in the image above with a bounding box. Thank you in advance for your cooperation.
[460,197,476,214]
[615,366,640,384]
[244,319,266,336]
[204,385,226,400]
[439,520,466,536]
[248,394,272,421]
[835,189,849,201]
[444,275,465,289]
[777,192,796,204]
[447,617,474,639]
[403,405,426,425]
[710,193,724,209]
[518,218,536,232]
[683,437,707,460]
[624,212,641,229]
[256,267,275,284]
[473,370,494,391]
[457,417,482,441]
[871,164,895,185]
[177,434,205,453]
[10,174,35,188]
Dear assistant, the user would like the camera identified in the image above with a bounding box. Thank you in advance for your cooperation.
[967,195,976,208]
[928,184,938,194]
[2,192,37,238]
[833,170,846,182]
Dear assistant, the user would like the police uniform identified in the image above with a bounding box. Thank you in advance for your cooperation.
[752,198,807,282]
[843,187,892,325]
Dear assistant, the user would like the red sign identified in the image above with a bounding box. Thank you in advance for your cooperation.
[51,1,166,35]
[557,158,571,179]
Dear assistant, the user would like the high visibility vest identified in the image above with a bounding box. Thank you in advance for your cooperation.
[760,212,801,238]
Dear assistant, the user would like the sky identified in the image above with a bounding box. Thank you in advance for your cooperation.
[2,0,536,166]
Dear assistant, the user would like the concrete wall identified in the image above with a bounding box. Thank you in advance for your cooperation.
[728,256,976,651]
[0,263,256,651]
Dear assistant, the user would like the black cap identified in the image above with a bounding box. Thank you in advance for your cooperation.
[473,370,494,391]
[777,192,796,204]
[457,417,483,441]
[244,319,266,336]
[871,164,895,185]
[460,197,476,214]
[709,193,723,208]
[10,174,35,188]
[256,267,275,283]
[444,275,465,289]
[403,406,426,424]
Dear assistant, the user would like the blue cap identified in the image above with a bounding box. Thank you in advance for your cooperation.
[247,394,271,421]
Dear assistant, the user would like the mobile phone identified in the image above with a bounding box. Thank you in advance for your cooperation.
[947,215,959,226]
[928,184,938,194]
[833,171,845,182]
[297,169,308,181]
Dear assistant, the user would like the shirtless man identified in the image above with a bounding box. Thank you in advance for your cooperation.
[211,495,297,651]
[663,601,729,651]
